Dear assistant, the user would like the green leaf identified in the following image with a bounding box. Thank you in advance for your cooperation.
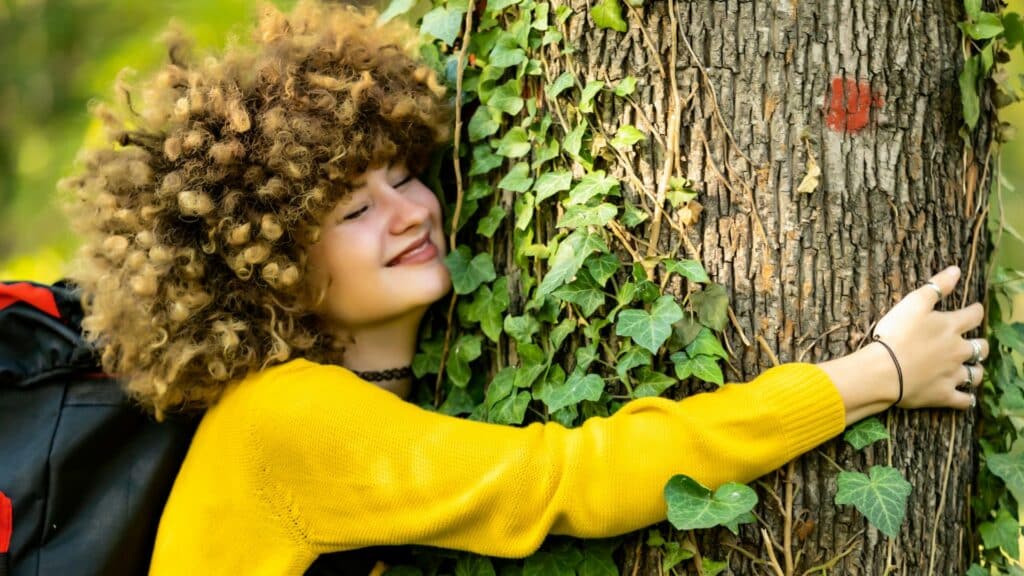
[489,33,526,68]
[610,124,645,148]
[844,417,890,450]
[664,474,758,530]
[553,268,606,315]
[546,71,576,99]
[685,328,728,360]
[959,54,981,131]
[420,6,465,45]
[834,466,912,538]
[447,334,483,388]
[621,201,648,228]
[514,342,548,388]
[586,253,620,286]
[578,541,618,576]
[964,0,982,20]
[496,126,531,157]
[549,317,576,351]
[965,565,987,576]
[1004,12,1023,48]
[557,203,618,229]
[670,353,724,386]
[987,440,1024,504]
[978,507,1021,558]
[488,79,525,116]
[462,276,509,342]
[412,338,444,378]
[664,258,710,283]
[514,192,534,230]
[455,556,497,576]
[504,314,540,344]
[579,80,605,113]
[615,345,652,381]
[476,205,506,238]
[614,75,638,97]
[564,122,586,158]
[661,542,694,572]
[485,0,521,14]
[485,366,516,409]
[534,171,573,205]
[445,246,497,294]
[567,171,620,205]
[701,558,728,576]
[499,162,534,192]
[633,367,676,398]
[959,12,1004,40]
[522,542,582,576]
[691,282,729,331]
[439,385,476,415]
[490,390,531,425]
[615,295,684,353]
[590,0,628,32]
[468,106,500,142]
[537,368,605,413]
[378,0,417,24]
[470,144,503,175]
[538,231,607,297]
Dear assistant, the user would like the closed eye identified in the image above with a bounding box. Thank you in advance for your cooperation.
[341,205,368,221]
[392,173,415,189]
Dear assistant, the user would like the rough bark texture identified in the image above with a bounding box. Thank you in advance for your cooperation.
[536,0,993,573]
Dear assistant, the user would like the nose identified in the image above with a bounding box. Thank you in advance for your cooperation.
[385,186,431,235]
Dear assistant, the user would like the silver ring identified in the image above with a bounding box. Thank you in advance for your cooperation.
[970,394,976,408]
[968,339,982,365]
[924,281,944,300]
[964,365,974,387]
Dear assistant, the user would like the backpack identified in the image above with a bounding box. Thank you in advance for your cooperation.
[0,280,197,576]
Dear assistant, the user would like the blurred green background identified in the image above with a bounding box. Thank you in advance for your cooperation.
[0,0,1022,283]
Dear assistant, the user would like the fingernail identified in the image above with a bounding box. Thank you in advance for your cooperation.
[947,265,960,275]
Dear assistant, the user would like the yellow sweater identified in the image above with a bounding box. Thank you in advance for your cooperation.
[149,358,845,574]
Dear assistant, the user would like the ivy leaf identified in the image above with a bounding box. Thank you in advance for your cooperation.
[557,203,618,229]
[420,6,465,45]
[412,338,444,378]
[578,540,618,576]
[447,334,483,388]
[537,230,607,297]
[549,317,576,351]
[723,511,756,536]
[553,268,606,315]
[616,295,684,353]
[489,33,527,68]
[495,126,531,157]
[664,474,758,531]
[664,258,710,283]
[633,367,676,398]
[378,0,417,24]
[534,170,573,205]
[499,162,534,192]
[462,276,509,342]
[504,314,540,344]
[987,440,1024,504]
[662,542,694,572]
[484,366,516,409]
[964,0,982,20]
[522,542,582,576]
[690,282,729,331]
[614,75,638,97]
[590,0,628,33]
[564,122,586,158]
[469,144,502,175]
[1004,12,1023,48]
[439,385,476,416]
[537,368,605,413]
[546,71,576,99]
[488,79,525,116]
[685,327,728,360]
[615,345,652,382]
[476,205,506,238]
[567,170,620,205]
[490,390,531,425]
[514,192,534,230]
[959,12,1004,40]
[485,0,521,14]
[844,417,890,450]
[514,342,548,389]
[834,466,912,538]
[622,201,648,228]
[579,80,605,114]
[670,353,724,386]
[445,246,497,294]
[611,124,645,148]
[468,106,500,141]
[959,54,981,131]
[979,507,1021,559]
[700,558,729,576]
[586,253,620,287]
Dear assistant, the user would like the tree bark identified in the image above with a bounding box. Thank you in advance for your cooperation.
[536,1,993,573]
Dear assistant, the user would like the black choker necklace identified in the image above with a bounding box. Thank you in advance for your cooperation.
[353,366,412,382]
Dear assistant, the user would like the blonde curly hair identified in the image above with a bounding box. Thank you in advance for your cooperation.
[62,1,452,417]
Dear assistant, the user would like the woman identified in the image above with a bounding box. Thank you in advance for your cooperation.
[62,1,987,573]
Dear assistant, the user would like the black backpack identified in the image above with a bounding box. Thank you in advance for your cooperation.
[0,280,196,576]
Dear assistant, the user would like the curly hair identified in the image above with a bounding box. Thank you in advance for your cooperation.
[61,1,452,417]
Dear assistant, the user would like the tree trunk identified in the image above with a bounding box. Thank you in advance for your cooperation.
[534,0,992,573]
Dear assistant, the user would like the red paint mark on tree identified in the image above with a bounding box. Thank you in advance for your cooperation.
[826,77,884,133]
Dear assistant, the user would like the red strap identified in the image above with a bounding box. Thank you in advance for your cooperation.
[0,490,11,553]
[0,282,60,318]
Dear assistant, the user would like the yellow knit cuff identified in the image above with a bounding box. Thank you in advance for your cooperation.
[757,362,847,461]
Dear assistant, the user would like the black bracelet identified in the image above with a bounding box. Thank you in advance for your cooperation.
[872,334,904,406]
[353,366,413,382]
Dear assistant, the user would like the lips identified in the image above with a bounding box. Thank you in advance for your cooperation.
[387,234,437,266]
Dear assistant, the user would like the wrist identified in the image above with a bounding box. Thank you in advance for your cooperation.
[817,342,900,425]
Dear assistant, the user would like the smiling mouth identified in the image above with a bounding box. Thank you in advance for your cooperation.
[387,235,438,267]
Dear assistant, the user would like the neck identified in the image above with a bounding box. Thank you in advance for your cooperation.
[334,311,424,399]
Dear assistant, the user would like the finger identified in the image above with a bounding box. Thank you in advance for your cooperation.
[917,265,960,308]
[948,389,976,410]
[946,302,985,334]
[959,337,989,364]
[956,363,983,389]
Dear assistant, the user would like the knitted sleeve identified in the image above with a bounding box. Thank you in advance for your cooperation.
[244,359,844,558]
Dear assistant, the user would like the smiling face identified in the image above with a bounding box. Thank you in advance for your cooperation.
[308,165,451,330]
